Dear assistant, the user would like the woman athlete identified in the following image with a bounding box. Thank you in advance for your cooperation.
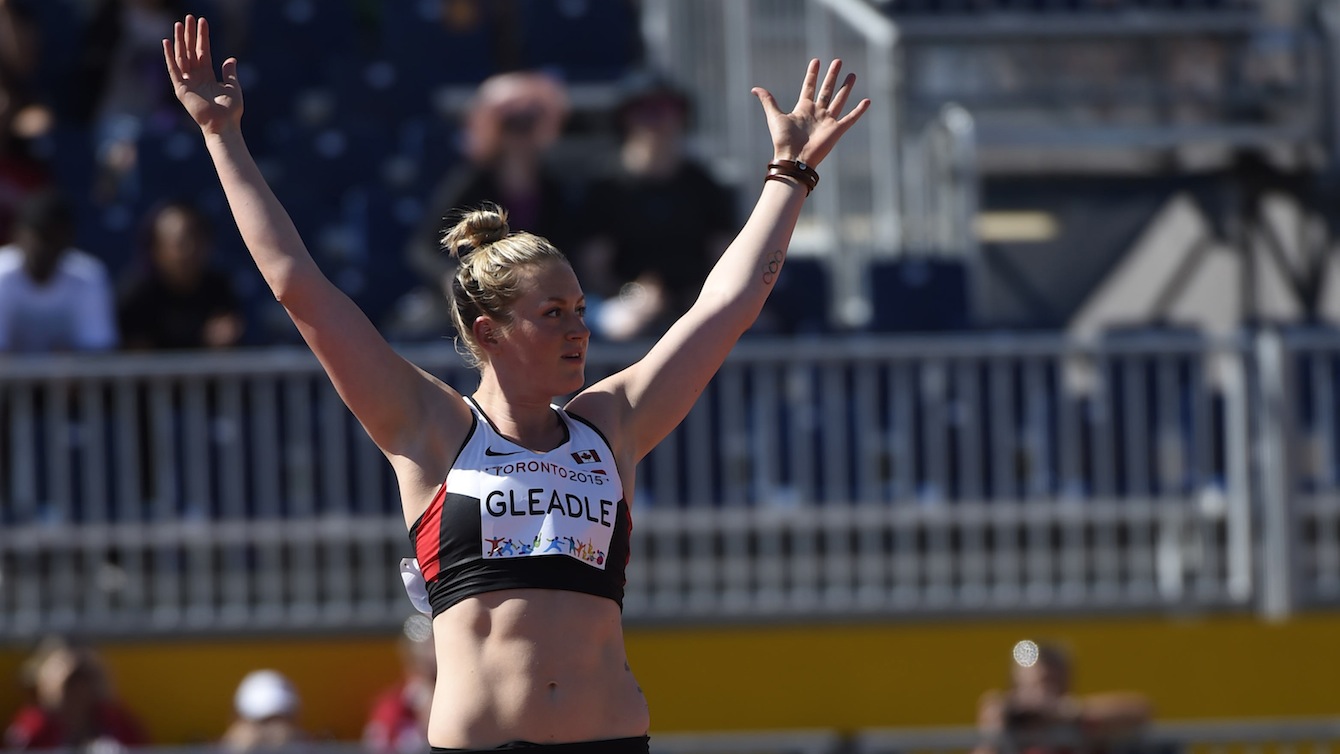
[164,14,868,752]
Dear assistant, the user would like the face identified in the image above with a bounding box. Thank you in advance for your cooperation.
[492,104,550,161]
[151,207,208,290]
[482,262,589,396]
[16,224,71,285]
[624,95,688,140]
[1012,658,1067,701]
[34,648,99,711]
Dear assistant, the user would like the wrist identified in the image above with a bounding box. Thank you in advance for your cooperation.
[762,173,806,194]
[202,127,245,147]
[764,159,819,196]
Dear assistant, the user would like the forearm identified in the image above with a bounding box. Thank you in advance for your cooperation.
[203,130,321,303]
[694,178,807,332]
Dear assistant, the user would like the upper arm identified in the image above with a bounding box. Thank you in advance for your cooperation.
[573,179,804,461]
[282,269,470,459]
[575,297,744,462]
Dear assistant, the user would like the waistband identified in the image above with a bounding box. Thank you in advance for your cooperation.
[431,735,650,753]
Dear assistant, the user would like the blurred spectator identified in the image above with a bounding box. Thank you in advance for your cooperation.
[390,70,573,341]
[974,640,1153,754]
[362,615,436,754]
[0,103,48,247]
[72,0,185,203]
[0,189,118,353]
[574,69,735,341]
[0,0,38,91]
[221,669,307,752]
[0,0,52,244]
[4,635,149,751]
[117,199,244,349]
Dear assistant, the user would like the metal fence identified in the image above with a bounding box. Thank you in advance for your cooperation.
[2,328,1337,637]
[639,0,981,330]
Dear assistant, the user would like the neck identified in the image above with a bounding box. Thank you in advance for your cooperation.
[22,251,60,285]
[471,376,564,450]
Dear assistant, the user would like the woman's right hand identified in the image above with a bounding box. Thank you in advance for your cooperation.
[163,15,243,135]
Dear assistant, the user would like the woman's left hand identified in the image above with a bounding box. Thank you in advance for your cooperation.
[752,58,870,168]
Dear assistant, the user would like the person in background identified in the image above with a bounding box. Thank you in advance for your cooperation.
[575,69,736,341]
[975,640,1153,754]
[0,0,51,245]
[221,669,307,752]
[363,615,437,754]
[390,70,573,341]
[0,189,118,353]
[4,635,150,751]
[117,198,244,349]
[0,0,37,99]
[73,0,186,203]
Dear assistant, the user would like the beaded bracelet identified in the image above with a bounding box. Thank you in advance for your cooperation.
[764,159,820,196]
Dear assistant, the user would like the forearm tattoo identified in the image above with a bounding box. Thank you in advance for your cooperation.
[761,248,785,286]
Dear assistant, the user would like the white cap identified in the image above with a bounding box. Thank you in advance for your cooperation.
[234,669,299,721]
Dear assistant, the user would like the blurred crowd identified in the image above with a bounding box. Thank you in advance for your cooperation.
[974,641,1153,754]
[0,0,768,357]
[2,631,1158,753]
[4,616,437,752]
[1,0,1309,356]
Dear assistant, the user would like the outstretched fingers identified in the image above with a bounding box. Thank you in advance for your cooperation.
[196,16,214,74]
[825,73,856,115]
[795,59,821,111]
[836,96,872,130]
[184,16,196,70]
[221,57,239,87]
[172,19,186,76]
[752,86,783,119]
[814,59,843,108]
[163,37,183,86]
[172,15,209,77]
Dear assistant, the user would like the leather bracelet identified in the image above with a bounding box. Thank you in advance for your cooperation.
[765,159,819,196]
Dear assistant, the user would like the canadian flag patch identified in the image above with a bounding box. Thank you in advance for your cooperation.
[571,448,602,465]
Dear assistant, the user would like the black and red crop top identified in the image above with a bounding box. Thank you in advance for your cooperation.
[407,396,632,617]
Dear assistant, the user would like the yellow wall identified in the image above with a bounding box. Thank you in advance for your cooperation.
[2,612,1337,744]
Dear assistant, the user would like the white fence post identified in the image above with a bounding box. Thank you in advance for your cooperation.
[1255,328,1298,620]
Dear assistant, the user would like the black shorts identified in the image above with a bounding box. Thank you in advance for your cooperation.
[431,735,650,754]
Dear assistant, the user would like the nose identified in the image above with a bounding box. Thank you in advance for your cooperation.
[567,312,589,340]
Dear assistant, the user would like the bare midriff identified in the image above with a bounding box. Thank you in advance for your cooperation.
[427,588,650,748]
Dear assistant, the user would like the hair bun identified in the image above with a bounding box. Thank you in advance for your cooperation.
[443,204,510,258]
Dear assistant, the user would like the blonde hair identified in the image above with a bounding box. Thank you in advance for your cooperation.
[443,204,569,368]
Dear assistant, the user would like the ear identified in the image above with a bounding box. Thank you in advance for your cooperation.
[472,316,500,349]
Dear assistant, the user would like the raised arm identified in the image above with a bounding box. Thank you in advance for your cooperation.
[573,59,869,460]
[163,16,468,459]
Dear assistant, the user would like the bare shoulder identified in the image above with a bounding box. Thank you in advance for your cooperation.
[564,384,627,455]
[397,372,476,478]
[390,378,476,525]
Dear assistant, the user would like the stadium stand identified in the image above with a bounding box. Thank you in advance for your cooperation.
[4,0,1340,749]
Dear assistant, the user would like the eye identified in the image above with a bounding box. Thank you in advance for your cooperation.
[576,305,587,318]
[545,308,561,317]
